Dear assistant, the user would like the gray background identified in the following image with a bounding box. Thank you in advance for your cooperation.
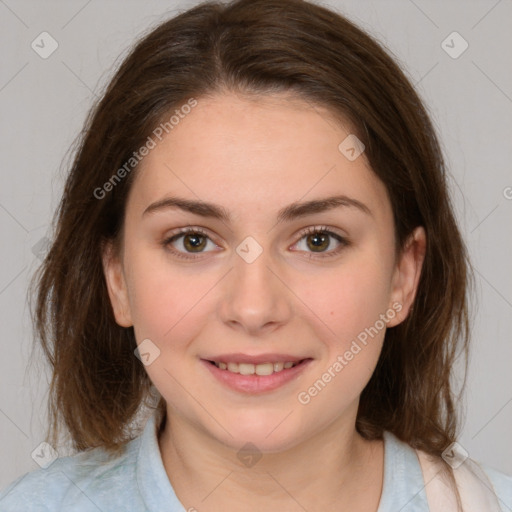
[1,0,511,489]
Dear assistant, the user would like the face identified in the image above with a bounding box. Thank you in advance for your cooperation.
[103,91,425,452]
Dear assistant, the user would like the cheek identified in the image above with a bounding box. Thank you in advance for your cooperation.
[125,247,207,344]
[299,254,393,345]
[295,261,391,415]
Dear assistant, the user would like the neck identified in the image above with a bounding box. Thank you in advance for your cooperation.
[157,404,384,512]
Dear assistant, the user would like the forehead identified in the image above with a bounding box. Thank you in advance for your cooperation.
[127,92,391,225]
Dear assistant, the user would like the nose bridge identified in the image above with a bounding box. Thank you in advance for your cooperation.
[219,237,291,334]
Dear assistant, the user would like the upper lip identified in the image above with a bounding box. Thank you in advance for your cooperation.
[202,353,309,364]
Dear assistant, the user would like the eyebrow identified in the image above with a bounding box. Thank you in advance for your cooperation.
[142,194,372,223]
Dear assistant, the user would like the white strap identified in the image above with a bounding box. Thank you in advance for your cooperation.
[416,449,503,511]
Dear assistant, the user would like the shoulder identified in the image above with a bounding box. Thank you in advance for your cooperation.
[480,463,512,510]
[0,436,143,512]
[416,446,512,511]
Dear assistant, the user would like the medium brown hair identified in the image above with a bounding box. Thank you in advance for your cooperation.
[30,0,472,505]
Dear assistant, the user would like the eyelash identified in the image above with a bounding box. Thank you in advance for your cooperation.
[161,225,350,261]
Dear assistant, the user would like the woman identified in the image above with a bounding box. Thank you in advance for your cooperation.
[1,0,510,510]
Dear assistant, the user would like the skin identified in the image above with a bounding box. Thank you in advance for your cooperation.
[103,91,426,511]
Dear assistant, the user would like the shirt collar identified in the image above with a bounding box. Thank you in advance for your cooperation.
[377,430,430,511]
[136,408,187,512]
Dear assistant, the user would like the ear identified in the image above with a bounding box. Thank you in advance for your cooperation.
[387,226,426,327]
[101,240,133,327]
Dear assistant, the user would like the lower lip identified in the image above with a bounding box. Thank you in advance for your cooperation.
[201,359,313,394]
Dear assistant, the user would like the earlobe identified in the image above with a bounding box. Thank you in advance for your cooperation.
[387,226,427,327]
[101,240,133,327]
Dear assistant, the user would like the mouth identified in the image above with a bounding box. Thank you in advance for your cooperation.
[200,357,313,394]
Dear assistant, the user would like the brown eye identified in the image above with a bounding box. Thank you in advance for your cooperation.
[293,227,349,259]
[182,232,207,252]
[306,231,330,252]
[162,228,218,260]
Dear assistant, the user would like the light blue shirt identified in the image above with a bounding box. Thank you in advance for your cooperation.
[1,410,511,511]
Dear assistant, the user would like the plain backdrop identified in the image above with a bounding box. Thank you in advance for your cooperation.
[0,0,511,490]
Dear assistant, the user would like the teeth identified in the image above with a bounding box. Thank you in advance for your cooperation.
[273,362,284,372]
[227,362,238,373]
[213,360,300,375]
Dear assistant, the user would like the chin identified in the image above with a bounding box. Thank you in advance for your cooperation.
[208,414,305,454]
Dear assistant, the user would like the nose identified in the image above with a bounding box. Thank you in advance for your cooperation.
[218,243,293,336]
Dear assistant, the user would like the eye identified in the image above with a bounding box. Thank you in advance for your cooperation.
[162,225,350,261]
[162,227,219,260]
[292,226,349,259]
